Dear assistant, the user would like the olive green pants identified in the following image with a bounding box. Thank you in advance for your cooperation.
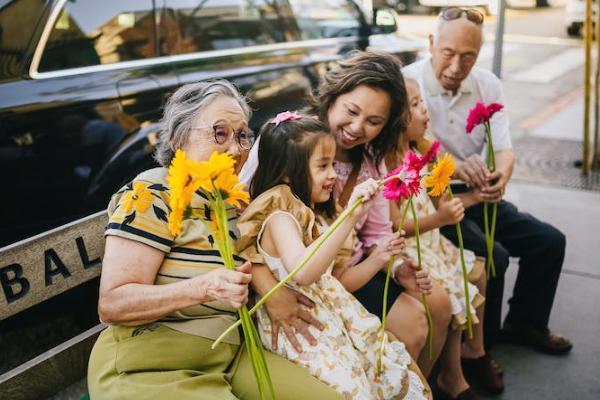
[88,325,342,400]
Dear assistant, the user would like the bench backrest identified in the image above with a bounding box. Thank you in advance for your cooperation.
[0,212,108,399]
[1,211,107,319]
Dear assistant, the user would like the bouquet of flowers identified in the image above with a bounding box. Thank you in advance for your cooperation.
[377,142,441,371]
[167,150,274,400]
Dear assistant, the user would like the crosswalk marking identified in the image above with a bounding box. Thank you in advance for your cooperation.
[477,42,521,64]
[509,47,584,83]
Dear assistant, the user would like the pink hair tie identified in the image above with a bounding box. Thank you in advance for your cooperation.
[271,111,302,126]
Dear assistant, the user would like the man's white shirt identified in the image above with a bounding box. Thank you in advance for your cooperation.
[402,57,512,162]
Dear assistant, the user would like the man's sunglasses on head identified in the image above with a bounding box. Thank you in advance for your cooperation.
[440,7,485,25]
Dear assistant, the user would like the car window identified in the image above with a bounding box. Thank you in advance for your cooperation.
[158,0,300,56]
[289,0,361,40]
[0,0,46,81]
[38,0,156,72]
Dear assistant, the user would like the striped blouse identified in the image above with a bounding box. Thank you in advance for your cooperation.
[105,167,244,344]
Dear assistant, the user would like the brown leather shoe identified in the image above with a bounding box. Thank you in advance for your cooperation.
[502,322,573,355]
[461,354,505,395]
[434,386,480,400]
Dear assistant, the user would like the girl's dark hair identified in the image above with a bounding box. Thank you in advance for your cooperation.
[306,50,409,170]
[250,115,336,217]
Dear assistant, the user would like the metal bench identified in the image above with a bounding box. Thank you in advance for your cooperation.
[0,212,107,400]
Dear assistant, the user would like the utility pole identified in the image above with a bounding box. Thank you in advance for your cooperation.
[492,0,506,78]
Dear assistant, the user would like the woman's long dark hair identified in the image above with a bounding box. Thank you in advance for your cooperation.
[250,115,336,217]
[306,50,409,170]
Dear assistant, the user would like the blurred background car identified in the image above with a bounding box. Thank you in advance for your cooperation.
[414,0,537,15]
[564,0,592,37]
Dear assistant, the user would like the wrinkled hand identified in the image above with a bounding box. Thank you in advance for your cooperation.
[455,155,490,188]
[393,259,432,295]
[370,231,406,265]
[263,286,324,352]
[348,178,380,219]
[480,170,506,203]
[202,261,252,308]
[437,192,465,225]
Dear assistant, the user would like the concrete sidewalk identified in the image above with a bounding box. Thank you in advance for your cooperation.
[481,75,600,398]
[485,182,600,400]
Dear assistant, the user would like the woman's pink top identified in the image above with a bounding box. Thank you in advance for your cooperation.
[334,157,393,267]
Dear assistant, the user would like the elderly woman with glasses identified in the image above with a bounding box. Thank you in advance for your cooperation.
[87,80,343,400]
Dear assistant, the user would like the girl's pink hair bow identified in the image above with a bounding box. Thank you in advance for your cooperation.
[271,111,302,126]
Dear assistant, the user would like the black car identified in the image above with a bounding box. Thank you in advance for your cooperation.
[0,0,419,385]
[0,0,421,249]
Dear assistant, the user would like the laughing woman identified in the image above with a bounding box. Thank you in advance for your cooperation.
[87,81,343,400]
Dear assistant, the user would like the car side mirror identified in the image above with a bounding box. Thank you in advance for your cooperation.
[371,7,398,35]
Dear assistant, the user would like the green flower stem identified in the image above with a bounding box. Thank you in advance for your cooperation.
[213,193,275,400]
[377,200,411,374]
[484,123,497,278]
[377,258,394,375]
[409,197,434,360]
[212,198,363,348]
[483,202,492,276]
[447,188,474,339]
[489,203,498,278]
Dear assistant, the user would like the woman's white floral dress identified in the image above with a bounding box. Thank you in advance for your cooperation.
[401,167,485,329]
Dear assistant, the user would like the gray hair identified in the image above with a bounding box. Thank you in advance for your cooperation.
[154,80,251,166]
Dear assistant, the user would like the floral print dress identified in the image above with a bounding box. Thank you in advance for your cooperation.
[401,165,485,329]
[237,185,431,400]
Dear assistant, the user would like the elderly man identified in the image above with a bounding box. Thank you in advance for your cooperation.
[403,5,572,393]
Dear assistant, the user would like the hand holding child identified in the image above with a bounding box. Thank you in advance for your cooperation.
[263,286,324,352]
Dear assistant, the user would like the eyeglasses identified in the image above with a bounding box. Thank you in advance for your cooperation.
[192,123,254,150]
[440,7,484,25]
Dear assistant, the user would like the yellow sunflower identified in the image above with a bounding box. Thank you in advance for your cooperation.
[167,150,198,235]
[122,182,154,214]
[424,153,456,196]
[212,168,250,208]
[202,151,236,180]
